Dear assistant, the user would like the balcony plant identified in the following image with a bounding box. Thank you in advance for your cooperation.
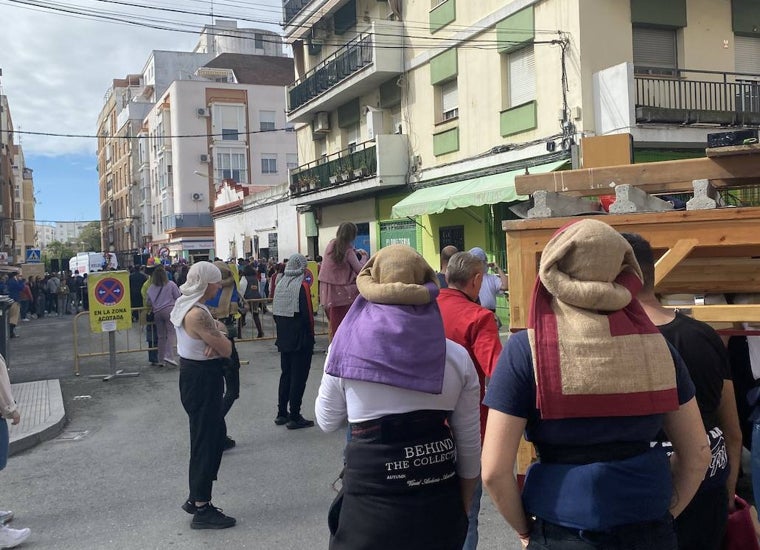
[298,175,319,192]
[354,161,368,179]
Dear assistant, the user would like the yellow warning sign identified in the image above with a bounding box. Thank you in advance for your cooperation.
[88,271,132,332]
[305,260,319,310]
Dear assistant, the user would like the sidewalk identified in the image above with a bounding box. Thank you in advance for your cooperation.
[7,379,66,456]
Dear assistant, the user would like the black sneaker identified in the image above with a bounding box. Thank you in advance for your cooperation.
[181,499,196,514]
[286,416,315,430]
[191,504,236,530]
[223,436,236,451]
[274,415,289,426]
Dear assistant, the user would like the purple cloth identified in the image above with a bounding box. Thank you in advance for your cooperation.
[325,284,446,394]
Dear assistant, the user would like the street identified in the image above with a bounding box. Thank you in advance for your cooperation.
[4,315,521,549]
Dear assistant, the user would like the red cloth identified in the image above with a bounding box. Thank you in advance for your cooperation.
[722,496,760,550]
[437,287,502,439]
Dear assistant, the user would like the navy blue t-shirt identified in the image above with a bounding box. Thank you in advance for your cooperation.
[484,330,696,530]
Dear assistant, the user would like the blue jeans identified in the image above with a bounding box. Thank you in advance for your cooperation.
[462,480,482,549]
[0,419,8,470]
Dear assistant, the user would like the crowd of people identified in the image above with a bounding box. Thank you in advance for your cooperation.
[3,218,760,550]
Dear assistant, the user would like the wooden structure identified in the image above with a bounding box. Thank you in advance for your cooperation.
[506,150,760,330]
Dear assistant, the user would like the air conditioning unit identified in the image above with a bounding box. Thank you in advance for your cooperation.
[200,154,209,163]
[191,192,204,201]
[197,108,209,117]
[313,112,330,134]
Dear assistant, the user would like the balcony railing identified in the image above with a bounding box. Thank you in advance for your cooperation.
[635,67,760,125]
[288,33,374,113]
[290,141,377,196]
[165,213,214,231]
[283,0,311,25]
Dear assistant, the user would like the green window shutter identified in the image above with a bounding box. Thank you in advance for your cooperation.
[497,7,535,54]
[430,48,458,86]
[630,0,687,28]
[338,98,360,128]
[732,0,760,36]
[433,127,460,156]
[500,101,537,137]
[430,0,456,34]
[304,211,319,237]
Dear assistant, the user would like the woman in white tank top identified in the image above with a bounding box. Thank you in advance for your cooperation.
[169,262,236,530]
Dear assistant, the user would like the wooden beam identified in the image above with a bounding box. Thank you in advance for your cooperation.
[706,144,760,158]
[654,239,698,286]
[515,156,760,197]
[684,305,760,323]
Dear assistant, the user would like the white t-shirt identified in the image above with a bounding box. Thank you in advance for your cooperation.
[478,273,503,310]
[315,339,482,479]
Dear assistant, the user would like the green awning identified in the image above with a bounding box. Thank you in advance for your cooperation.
[391,159,568,219]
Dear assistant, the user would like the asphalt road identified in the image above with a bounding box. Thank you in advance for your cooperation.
[3,313,522,550]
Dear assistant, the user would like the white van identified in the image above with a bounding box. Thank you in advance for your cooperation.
[69,252,118,275]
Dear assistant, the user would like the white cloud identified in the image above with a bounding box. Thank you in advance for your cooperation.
[0,0,283,157]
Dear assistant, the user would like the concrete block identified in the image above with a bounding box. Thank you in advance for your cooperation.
[686,179,717,210]
[528,190,601,218]
[608,184,673,214]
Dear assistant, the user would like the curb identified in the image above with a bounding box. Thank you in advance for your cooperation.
[9,380,67,456]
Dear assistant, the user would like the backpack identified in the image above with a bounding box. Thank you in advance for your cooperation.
[58,284,69,295]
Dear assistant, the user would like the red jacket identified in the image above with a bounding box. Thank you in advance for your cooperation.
[437,287,503,439]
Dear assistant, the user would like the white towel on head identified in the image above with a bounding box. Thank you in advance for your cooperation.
[170,262,222,327]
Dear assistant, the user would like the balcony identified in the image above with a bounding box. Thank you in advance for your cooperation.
[283,0,349,41]
[286,20,404,123]
[594,62,760,146]
[165,213,214,231]
[289,134,409,205]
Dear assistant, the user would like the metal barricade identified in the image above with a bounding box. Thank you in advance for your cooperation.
[72,307,157,376]
[237,298,329,342]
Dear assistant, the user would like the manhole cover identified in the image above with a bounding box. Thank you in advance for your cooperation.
[56,430,90,441]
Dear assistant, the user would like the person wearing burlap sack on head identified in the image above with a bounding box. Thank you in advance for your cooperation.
[482,218,710,549]
[316,244,481,550]
[0,356,31,548]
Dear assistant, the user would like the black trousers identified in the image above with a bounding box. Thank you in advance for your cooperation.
[221,341,241,441]
[674,485,728,550]
[179,358,225,502]
[277,349,313,418]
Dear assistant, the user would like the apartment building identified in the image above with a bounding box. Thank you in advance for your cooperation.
[285,0,760,267]
[0,94,16,262]
[143,53,295,263]
[35,223,55,250]
[11,145,36,261]
[97,21,291,266]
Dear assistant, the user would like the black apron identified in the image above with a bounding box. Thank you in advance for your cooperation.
[328,410,468,550]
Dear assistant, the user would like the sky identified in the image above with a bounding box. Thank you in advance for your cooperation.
[0,0,284,224]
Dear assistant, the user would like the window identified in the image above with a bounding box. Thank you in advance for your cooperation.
[260,110,276,132]
[736,35,760,77]
[212,104,246,142]
[633,26,677,75]
[507,45,536,107]
[255,33,264,50]
[440,80,459,121]
[215,149,247,183]
[286,153,298,170]
[261,154,277,174]
[345,123,360,152]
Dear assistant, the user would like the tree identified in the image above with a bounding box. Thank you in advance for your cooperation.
[77,222,102,252]
[43,240,75,271]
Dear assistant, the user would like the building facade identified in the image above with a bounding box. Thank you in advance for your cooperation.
[97,22,294,266]
[284,0,760,270]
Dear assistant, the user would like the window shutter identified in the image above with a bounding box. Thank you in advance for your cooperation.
[736,35,760,76]
[441,81,458,113]
[509,46,536,107]
[633,27,677,70]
